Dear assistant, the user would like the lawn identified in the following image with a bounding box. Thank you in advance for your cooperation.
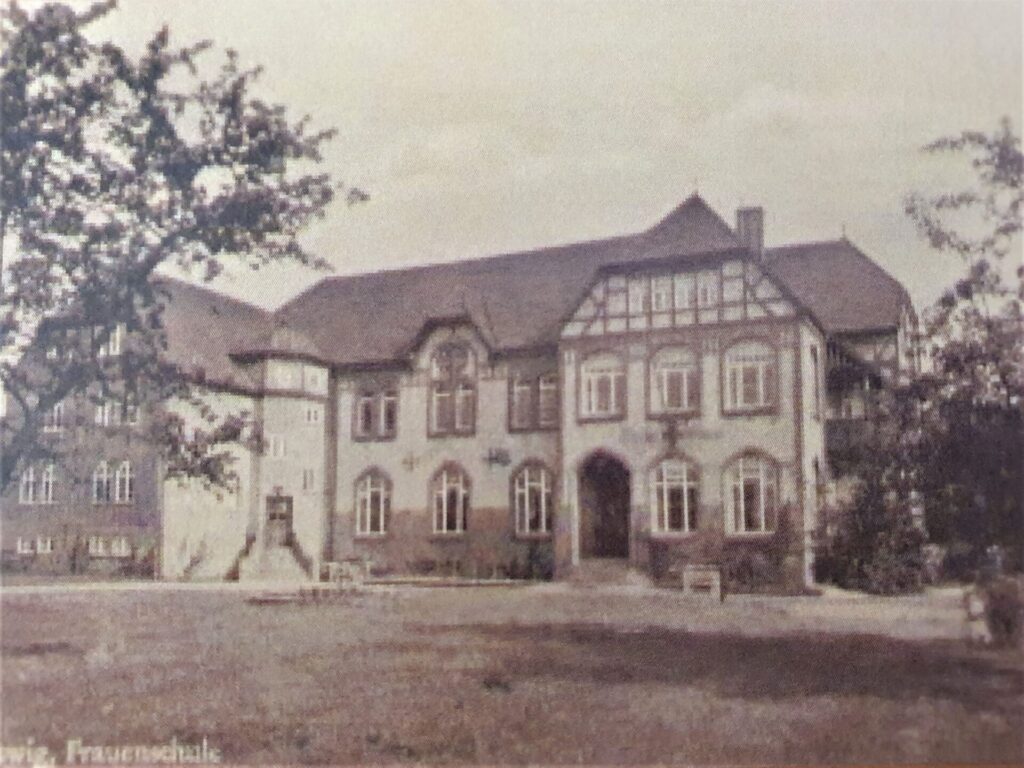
[1,584,1021,765]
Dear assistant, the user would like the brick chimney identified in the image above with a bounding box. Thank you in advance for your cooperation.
[736,207,764,258]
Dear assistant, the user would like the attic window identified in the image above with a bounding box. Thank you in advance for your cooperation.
[429,344,476,437]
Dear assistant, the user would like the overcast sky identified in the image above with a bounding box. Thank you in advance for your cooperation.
[78,0,1024,312]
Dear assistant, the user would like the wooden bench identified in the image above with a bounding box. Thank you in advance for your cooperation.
[680,563,724,602]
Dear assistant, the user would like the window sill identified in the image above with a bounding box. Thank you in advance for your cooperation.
[514,532,553,542]
[649,531,699,540]
[354,533,390,542]
[352,433,398,443]
[427,430,476,440]
[577,413,626,424]
[722,406,777,418]
[647,411,701,421]
[508,424,560,434]
[429,532,468,541]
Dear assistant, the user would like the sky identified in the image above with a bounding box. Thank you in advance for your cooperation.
[60,0,1024,312]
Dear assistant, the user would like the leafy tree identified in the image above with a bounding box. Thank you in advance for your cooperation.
[818,384,928,594]
[904,119,1023,571]
[0,2,362,491]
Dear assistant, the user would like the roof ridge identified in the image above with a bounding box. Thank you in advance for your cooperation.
[768,237,911,306]
[154,274,273,316]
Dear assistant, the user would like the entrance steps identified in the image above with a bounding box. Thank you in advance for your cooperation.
[569,558,652,587]
[237,544,309,583]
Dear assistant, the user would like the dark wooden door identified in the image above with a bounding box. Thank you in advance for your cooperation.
[265,496,293,546]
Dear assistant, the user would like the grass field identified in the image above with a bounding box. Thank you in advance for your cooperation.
[1,583,1021,765]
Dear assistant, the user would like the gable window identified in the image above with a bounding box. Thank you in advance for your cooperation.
[652,277,673,313]
[724,341,777,412]
[43,402,64,432]
[432,465,469,534]
[430,345,476,436]
[355,470,390,536]
[513,463,554,535]
[509,370,559,431]
[19,466,36,504]
[114,461,134,504]
[353,386,398,440]
[92,461,111,504]
[727,455,778,534]
[650,347,700,415]
[651,459,700,533]
[580,353,625,419]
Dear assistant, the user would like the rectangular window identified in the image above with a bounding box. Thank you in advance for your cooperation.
[16,538,33,555]
[724,344,777,412]
[357,475,389,535]
[95,400,115,427]
[36,537,54,554]
[811,346,821,418]
[110,537,131,558]
[305,405,321,425]
[88,536,107,556]
[697,271,719,307]
[19,467,36,504]
[302,469,316,493]
[356,395,375,436]
[97,323,124,358]
[581,367,625,418]
[43,402,64,432]
[510,376,533,430]
[537,374,559,427]
[652,277,673,313]
[380,392,397,436]
[269,435,287,458]
[454,384,475,433]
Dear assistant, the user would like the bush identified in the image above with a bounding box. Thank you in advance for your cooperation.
[941,541,982,583]
[982,577,1023,647]
[818,480,926,594]
[723,550,775,592]
[525,543,554,581]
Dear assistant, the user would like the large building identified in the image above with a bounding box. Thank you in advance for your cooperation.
[1,195,918,584]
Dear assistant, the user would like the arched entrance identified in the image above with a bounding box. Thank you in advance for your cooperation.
[579,452,631,558]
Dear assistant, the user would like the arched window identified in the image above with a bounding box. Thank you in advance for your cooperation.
[18,466,36,504]
[724,341,777,412]
[432,465,470,534]
[40,463,56,504]
[114,460,134,504]
[513,463,554,535]
[430,344,476,436]
[650,347,700,414]
[355,470,391,536]
[92,461,111,504]
[650,459,700,533]
[726,454,778,533]
[580,353,625,419]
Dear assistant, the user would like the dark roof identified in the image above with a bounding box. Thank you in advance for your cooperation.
[183,195,911,372]
[764,239,911,334]
[156,277,273,390]
[275,195,745,366]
